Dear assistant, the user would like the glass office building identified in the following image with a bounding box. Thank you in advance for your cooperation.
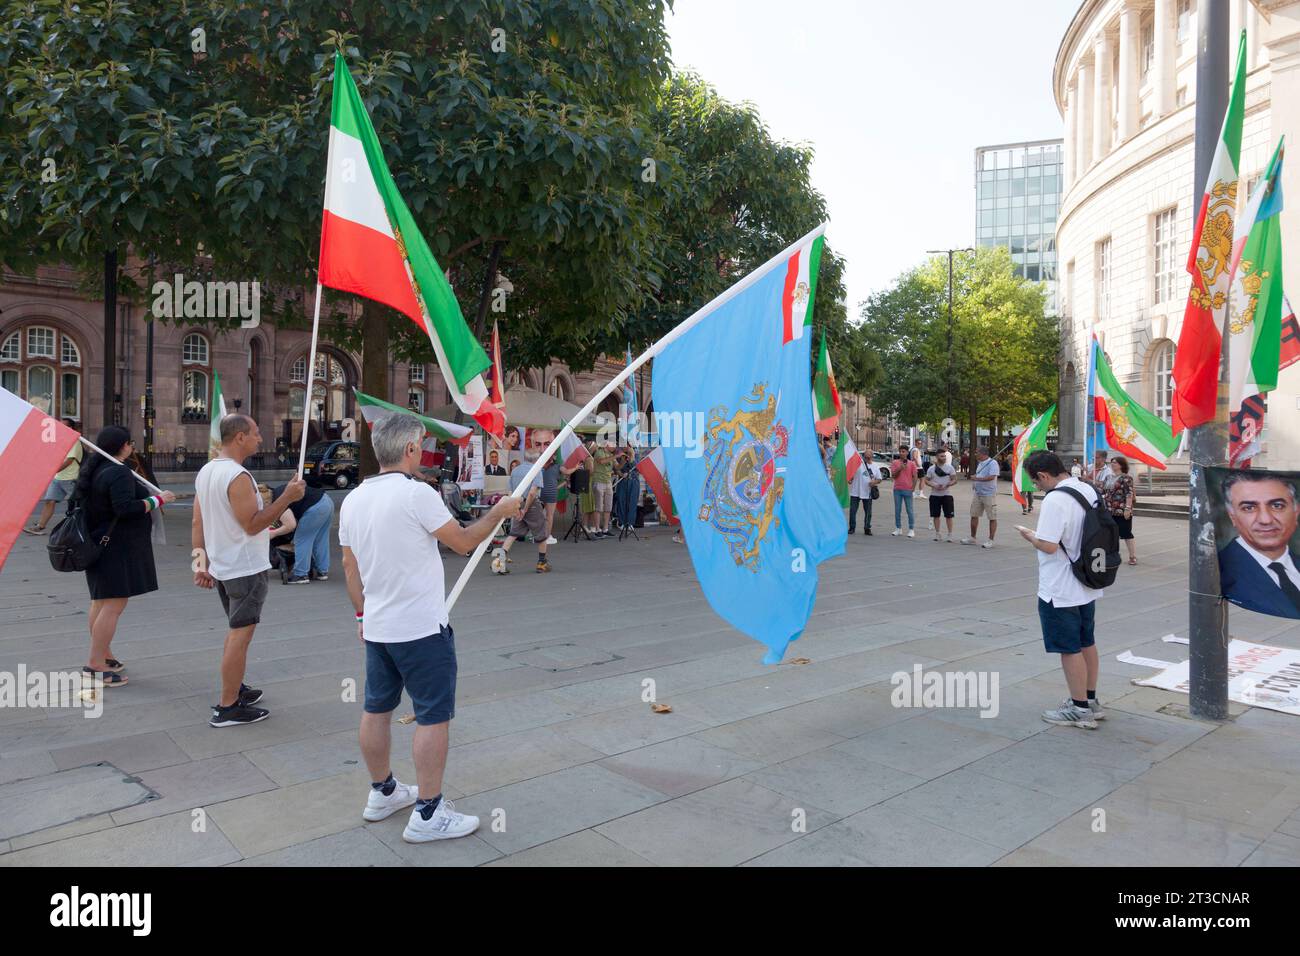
[975,139,1063,314]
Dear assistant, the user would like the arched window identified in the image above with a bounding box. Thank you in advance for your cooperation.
[181,332,211,424]
[0,323,83,420]
[290,355,307,383]
[547,374,572,402]
[1061,362,1077,448]
[309,352,352,423]
[408,363,426,413]
[1151,340,1175,423]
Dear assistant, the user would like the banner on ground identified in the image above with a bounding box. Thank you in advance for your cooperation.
[1135,638,1300,716]
[1208,466,1300,620]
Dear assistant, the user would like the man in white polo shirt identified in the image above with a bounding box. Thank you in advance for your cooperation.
[1018,450,1104,729]
[340,413,520,843]
[193,414,304,728]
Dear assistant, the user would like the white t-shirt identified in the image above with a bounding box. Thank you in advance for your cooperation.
[1034,476,1104,608]
[1070,463,1083,477]
[849,463,877,498]
[925,464,956,496]
[338,472,453,643]
[194,457,270,581]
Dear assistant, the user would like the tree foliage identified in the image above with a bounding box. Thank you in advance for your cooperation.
[861,245,1056,436]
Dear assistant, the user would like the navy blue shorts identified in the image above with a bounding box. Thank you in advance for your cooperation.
[364,626,457,725]
[1038,598,1095,654]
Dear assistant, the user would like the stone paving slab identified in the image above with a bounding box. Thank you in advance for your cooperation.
[0,763,154,841]
[3,505,1300,865]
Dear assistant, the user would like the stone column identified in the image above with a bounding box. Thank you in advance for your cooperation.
[1153,0,1175,117]
[1076,58,1093,175]
[1118,2,1140,141]
[1093,29,1114,161]
[1063,84,1076,186]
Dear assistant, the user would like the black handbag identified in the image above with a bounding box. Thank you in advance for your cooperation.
[870,485,880,500]
[47,498,118,573]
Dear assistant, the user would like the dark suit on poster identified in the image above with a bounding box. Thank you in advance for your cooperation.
[1218,538,1300,619]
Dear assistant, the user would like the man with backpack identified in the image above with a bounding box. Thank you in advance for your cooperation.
[1018,450,1119,730]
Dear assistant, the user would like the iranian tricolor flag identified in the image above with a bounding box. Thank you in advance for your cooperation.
[489,320,506,410]
[1171,30,1247,434]
[353,388,472,446]
[1226,138,1286,467]
[1012,404,1055,508]
[1093,340,1179,469]
[829,432,863,508]
[318,54,503,438]
[0,387,80,572]
[558,429,591,471]
[636,446,678,525]
[782,234,824,344]
[813,331,841,437]
[208,372,227,458]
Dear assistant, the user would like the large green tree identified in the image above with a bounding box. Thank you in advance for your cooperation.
[861,245,1056,453]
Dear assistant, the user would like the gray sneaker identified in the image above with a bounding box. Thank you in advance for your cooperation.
[1088,698,1107,721]
[1041,700,1098,729]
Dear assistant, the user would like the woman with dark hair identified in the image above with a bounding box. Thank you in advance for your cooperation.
[1104,455,1137,565]
[77,426,176,686]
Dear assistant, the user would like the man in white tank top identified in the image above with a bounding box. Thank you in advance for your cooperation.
[193,414,304,727]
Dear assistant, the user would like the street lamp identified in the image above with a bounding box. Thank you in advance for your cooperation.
[926,247,974,450]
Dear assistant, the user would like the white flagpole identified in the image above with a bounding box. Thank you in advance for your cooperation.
[295,282,325,479]
[78,436,163,495]
[444,221,829,611]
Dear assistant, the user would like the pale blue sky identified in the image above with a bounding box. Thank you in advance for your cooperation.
[667,0,1081,316]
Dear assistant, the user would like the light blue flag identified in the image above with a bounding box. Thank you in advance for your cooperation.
[622,345,641,447]
[652,229,845,663]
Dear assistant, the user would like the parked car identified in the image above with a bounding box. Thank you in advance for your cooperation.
[302,440,359,489]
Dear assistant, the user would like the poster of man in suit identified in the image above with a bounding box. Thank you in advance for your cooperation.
[1211,468,1300,620]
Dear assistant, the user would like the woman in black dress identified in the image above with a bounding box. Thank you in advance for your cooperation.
[78,426,176,687]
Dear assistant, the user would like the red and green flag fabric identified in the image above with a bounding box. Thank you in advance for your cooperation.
[1172,30,1247,434]
[1092,340,1179,469]
[782,234,824,344]
[208,371,227,459]
[636,446,678,525]
[489,319,506,411]
[829,432,863,507]
[1012,404,1055,508]
[1227,137,1286,467]
[318,54,503,439]
[813,331,841,437]
[353,388,472,446]
[558,429,591,471]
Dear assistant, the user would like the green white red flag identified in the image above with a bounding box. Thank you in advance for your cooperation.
[813,331,841,437]
[318,54,504,438]
[1092,339,1179,469]
[1012,404,1054,508]
[353,388,472,446]
[559,429,590,471]
[1227,138,1286,467]
[636,446,678,525]
[782,234,824,344]
[829,431,863,507]
[208,372,227,459]
[1171,30,1247,434]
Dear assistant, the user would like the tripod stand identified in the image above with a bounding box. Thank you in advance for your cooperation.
[562,499,592,542]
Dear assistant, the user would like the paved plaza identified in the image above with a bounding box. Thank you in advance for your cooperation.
[2,488,1299,867]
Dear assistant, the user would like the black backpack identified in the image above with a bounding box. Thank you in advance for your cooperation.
[1048,485,1121,589]
[47,497,117,573]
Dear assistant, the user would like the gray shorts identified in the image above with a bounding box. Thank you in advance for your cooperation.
[510,500,548,540]
[42,479,76,503]
[216,571,269,628]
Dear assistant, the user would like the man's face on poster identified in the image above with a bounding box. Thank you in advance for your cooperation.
[1227,478,1300,558]
[489,451,499,465]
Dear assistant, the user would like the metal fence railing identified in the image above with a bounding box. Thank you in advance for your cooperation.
[149,451,291,472]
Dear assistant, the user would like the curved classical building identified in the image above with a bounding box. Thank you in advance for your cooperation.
[1054,0,1300,469]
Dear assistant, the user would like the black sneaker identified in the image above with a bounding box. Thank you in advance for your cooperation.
[864,528,873,536]
[310,570,329,581]
[209,703,270,728]
[238,683,263,706]
[285,574,309,585]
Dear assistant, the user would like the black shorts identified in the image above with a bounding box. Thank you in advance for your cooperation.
[1113,514,1133,540]
[929,495,954,519]
[1038,598,1096,654]
[364,626,457,725]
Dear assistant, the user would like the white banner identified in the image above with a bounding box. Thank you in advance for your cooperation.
[1135,639,1300,716]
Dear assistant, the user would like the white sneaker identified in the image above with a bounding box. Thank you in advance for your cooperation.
[362,779,419,821]
[545,536,557,545]
[947,534,955,543]
[891,529,901,537]
[490,547,509,574]
[933,533,940,541]
[907,530,915,538]
[960,537,977,546]
[1041,701,1098,729]
[981,540,995,549]
[403,798,480,842]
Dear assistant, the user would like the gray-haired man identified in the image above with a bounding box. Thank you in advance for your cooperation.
[339,414,521,843]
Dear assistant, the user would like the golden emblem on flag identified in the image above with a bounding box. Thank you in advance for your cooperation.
[791,280,811,319]
[1228,259,1270,335]
[698,382,787,571]
[1104,398,1137,446]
